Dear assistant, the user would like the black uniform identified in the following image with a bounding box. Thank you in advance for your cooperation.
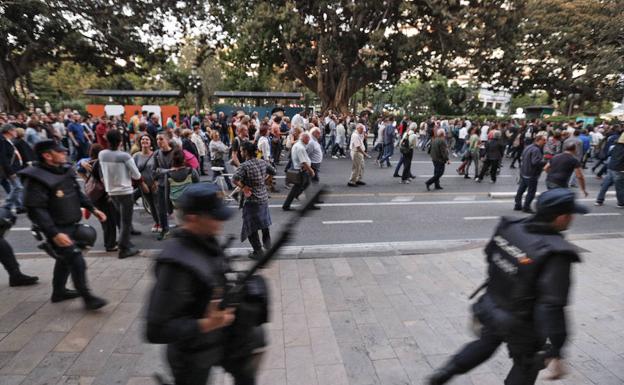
[431,216,579,385]
[20,161,103,305]
[146,230,265,385]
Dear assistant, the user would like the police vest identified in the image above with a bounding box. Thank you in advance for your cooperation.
[483,217,580,322]
[20,164,83,226]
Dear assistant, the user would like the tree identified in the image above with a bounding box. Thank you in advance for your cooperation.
[491,0,624,105]
[207,0,524,113]
[0,0,203,112]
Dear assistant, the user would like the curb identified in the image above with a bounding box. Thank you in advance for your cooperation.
[489,191,616,199]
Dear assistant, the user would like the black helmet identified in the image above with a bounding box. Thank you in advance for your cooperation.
[73,225,97,248]
[0,207,16,238]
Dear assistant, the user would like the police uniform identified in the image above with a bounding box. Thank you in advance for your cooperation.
[429,188,587,385]
[146,183,266,385]
[0,207,38,287]
[19,140,107,310]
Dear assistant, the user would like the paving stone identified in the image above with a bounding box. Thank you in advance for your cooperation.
[373,358,410,385]
[66,333,123,376]
[56,376,94,385]
[0,352,15,371]
[329,311,361,345]
[132,344,166,377]
[358,323,395,361]
[0,310,53,352]
[331,259,353,278]
[283,313,309,347]
[19,352,78,385]
[285,346,317,385]
[258,369,286,385]
[319,278,348,312]
[0,335,5,342]
[309,327,342,365]
[0,331,65,375]
[264,328,285,369]
[0,375,24,385]
[0,301,44,333]
[42,305,86,333]
[92,353,140,385]
[337,342,380,385]
[114,320,145,355]
[100,303,142,335]
[125,378,154,385]
[315,364,349,385]
[281,288,305,315]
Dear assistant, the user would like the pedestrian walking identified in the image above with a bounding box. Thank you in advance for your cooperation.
[608,132,624,208]
[544,142,588,196]
[233,141,277,259]
[476,131,505,183]
[425,129,450,191]
[514,133,547,213]
[98,129,142,259]
[399,128,417,183]
[283,132,316,210]
[429,189,588,385]
[0,124,24,213]
[348,123,371,187]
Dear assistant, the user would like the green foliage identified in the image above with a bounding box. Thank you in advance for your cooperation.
[207,0,523,111]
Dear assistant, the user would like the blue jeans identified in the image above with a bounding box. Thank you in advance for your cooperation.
[596,170,614,203]
[515,176,539,210]
[4,176,23,210]
[380,143,394,166]
[613,170,624,205]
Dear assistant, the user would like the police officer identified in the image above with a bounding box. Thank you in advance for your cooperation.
[20,140,108,310]
[146,183,266,385]
[0,207,38,287]
[429,188,587,385]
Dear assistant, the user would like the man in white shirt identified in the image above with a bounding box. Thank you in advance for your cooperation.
[98,129,142,259]
[307,127,324,183]
[282,132,316,211]
[348,124,371,187]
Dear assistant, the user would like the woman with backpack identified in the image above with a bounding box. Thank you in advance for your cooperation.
[167,148,199,225]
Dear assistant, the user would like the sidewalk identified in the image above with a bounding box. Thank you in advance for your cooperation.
[0,237,623,385]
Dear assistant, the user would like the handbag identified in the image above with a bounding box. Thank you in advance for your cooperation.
[286,169,302,185]
[84,162,105,202]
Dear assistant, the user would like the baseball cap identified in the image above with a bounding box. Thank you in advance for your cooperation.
[536,188,589,217]
[33,140,68,156]
[177,183,234,220]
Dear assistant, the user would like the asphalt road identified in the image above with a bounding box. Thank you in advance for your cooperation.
[5,148,623,256]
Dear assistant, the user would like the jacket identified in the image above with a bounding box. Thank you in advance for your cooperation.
[430,138,449,163]
[520,144,545,178]
[608,143,624,172]
[484,139,505,160]
[0,136,20,177]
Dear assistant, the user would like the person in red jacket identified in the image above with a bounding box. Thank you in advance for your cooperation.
[95,117,109,149]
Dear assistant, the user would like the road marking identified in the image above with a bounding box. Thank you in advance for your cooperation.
[391,196,414,202]
[584,213,621,217]
[10,227,32,231]
[454,196,476,201]
[322,220,373,224]
[464,216,500,220]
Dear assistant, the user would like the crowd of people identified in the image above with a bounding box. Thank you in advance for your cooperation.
[1,108,624,259]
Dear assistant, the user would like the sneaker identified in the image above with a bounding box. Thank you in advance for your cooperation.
[355,181,366,185]
[347,182,358,187]
[594,201,603,206]
[617,204,624,209]
[157,230,169,241]
[332,155,338,159]
[151,224,160,233]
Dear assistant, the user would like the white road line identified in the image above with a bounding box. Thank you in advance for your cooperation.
[10,227,32,231]
[322,220,373,224]
[391,196,414,202]
[454,196,476,201]
[584,213,621,217]
[464,216,500,220]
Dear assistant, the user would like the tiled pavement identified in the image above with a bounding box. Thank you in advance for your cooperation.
[0,237,623,385]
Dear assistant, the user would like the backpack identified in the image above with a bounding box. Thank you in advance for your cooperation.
[169,169,193,203]
[399,135,411,154]
[324,122,331,135]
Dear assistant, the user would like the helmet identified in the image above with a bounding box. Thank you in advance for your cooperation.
[73,225,97,249]
[0,207,16,238]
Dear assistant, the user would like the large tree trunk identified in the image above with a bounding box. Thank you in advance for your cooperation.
[0,63,23,113]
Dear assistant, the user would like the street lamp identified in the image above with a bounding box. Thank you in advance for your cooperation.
[187,68,202,113]
[508,76,519,115]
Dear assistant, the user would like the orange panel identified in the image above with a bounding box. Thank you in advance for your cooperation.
[161,105,180,128]
[124,105,142,123]
[86,105,105,119]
